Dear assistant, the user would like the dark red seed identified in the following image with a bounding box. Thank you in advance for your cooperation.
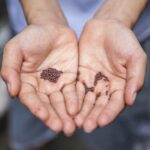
[40,68,63,83]
[96,92,101,98]
[83,83,94,93]
[103,76,109,82]
[94,72,109,85]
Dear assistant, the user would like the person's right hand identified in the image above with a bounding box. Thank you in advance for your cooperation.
[1,23,78,136]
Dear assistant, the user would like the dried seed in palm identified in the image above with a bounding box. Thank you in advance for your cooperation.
[40,68,63,83]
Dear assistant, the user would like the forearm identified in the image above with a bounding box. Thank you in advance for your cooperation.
[20,0,67,25]
[95,0,148,28]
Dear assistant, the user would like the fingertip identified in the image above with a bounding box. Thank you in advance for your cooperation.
[125,99,135,107]
[83,119,96,133]
[50,119,63,133]
[3,71,20,97]
[6,83,12,96]
[97,114,109,128]
[1,71,13,96]
[68,105,78,117]
[64,120,75,136]
[125,89,137,106]
[8,83,20,97]
[131,92,137,103]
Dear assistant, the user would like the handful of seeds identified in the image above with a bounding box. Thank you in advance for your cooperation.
[40,68,63,83]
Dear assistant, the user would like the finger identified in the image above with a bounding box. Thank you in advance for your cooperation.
[63,84,78,116]
[83,95,109,133]
[19,83,49,122]
[125,52,147,106]
[76,81,85,111]
[97,90,124,127]
[50,92,75,136]
[77,67,95,111]
[38,93,63,133]
[75,92,96,127]
[1,42,23,96]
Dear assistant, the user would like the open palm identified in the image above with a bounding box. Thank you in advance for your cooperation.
[75,20,147,132]
[2,24,78,135]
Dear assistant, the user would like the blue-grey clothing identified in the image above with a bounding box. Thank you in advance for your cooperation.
[7,0,150,41]
[6,0,150,150]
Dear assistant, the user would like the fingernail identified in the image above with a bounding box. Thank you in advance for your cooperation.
[7,83,11,93]
[132,92,137,102]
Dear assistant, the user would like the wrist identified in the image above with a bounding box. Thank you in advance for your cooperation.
[28,9,67,27]
[94,14,133,29]
[21,0,68,26]
[94,0,148,29]
[84,18,131,39]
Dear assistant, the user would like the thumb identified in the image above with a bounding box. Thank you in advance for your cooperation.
[125,51,147,106]
[1,42,23,96]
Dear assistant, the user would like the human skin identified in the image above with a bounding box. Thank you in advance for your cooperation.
[75,0,148,133]
[1,0,148,136]
[1,0,79,136]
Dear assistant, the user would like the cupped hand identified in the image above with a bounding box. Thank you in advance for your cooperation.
[1,23,78,136]
[75,19,147,132]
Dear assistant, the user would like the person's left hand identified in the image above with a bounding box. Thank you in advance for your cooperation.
[75,19,147,132]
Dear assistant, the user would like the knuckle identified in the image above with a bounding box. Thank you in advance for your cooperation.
[86,117,95,124]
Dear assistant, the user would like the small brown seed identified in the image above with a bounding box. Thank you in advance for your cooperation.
[96,92,101,98]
